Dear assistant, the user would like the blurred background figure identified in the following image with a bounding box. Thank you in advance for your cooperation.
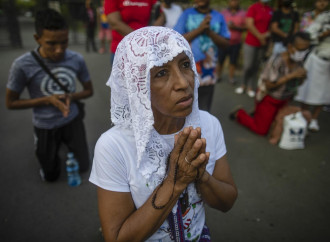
[84,0,97,52]
[217,0,246,84]
[270,0,300,56]
[104,0,157,65]
[174,0,230,112]
[235,0,273,98]
[153,0,183,28]
[5,8,93,182]
[97,0,112,54]
[295,0,330,132]
[300,0,329,31]
[230,32,310,137]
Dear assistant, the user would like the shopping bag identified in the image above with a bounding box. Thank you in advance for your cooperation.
[278,111,307,150]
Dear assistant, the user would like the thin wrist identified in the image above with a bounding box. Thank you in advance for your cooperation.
[69,93,74,101]
[256,32,262,39]
[199,28,206,35]
[286,73,293,81]
[44,96,51,106]
[199,171,211,184]
[163,176,185,197]
[173,180,187,195]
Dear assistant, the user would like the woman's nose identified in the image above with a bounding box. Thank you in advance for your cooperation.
[173,68,189,90]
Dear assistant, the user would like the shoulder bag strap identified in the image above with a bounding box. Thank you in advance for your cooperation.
[30,50,70,94]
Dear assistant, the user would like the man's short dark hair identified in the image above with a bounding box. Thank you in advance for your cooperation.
[287,31,311,45]
[35,9,68,36]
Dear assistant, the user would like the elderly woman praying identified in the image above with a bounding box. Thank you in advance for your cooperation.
[89,26,237,242]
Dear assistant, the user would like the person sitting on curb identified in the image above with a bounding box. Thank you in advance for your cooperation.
[229,31,310,136]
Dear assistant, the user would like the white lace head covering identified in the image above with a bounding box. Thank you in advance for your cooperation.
[107,26,200,190]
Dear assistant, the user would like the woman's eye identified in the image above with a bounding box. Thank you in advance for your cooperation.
[155,69,167,78]
[182,61,191,69]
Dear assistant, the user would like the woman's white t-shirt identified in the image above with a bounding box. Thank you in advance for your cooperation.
[89,111,227,241]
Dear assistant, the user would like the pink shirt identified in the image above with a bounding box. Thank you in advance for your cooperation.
[221,8,246,45]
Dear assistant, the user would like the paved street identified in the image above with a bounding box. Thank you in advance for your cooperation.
[0,18,330,242]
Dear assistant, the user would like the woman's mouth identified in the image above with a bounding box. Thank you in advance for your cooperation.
[176,94,193,107]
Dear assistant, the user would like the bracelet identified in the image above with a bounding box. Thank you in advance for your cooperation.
[151,182,175,210]
[151,185,169,210]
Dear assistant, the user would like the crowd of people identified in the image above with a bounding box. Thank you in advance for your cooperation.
[5,0,329,241]
[96,0,329,134]
[228,0,329,138]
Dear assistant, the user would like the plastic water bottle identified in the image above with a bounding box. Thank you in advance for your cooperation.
[66,152,81,187]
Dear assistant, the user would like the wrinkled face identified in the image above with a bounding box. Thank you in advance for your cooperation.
[315,0,329,11]
[150,52,195,121]
[34,29,69,62]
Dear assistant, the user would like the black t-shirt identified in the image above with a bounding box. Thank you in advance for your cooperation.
[271,10,300,43]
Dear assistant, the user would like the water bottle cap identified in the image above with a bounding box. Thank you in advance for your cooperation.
[67,152,74,158]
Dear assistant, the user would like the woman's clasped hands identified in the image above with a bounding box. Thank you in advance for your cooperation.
[168,126,210,190]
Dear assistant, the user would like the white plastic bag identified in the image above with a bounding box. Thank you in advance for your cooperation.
[278,111,307,150]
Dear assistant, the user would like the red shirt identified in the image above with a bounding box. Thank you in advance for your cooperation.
[104,0,156,53]
[245,2,273,47]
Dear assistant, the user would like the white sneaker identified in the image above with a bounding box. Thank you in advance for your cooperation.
[235,86,244,94]
[308,119,319,132]
[247,89,255,98]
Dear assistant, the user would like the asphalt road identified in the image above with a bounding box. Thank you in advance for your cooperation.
[0,17,329,242]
